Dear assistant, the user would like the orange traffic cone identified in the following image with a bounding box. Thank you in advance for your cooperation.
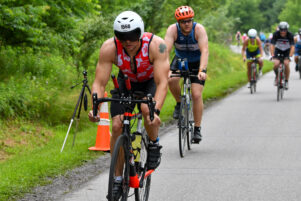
[89,92,111,151]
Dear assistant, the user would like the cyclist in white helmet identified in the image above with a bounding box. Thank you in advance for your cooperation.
[270,22,295,89]
[242,28,264,86]
[88,11,169,200]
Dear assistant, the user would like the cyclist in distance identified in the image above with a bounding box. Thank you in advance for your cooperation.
[242,28,264,84]
[235,31,241,46]
[88,11,169,199]
[294,28,301,71]
[242,33,248,43]
[270,22,295,89]
[164,5,209,143]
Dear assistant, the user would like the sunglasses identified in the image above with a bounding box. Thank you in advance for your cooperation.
[280,29,287,32]
[249,37,256,39]
[114,29,141,42]
[179,19,193,24]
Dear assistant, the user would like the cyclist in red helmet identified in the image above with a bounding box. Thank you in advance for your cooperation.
[165,6,209,143]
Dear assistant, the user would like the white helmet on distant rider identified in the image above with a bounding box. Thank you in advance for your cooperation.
[113,11,144,41]
[278,21,289,30]
[248,29,257,38]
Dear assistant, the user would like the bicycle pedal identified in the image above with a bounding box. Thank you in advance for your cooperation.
[191,139,200,144]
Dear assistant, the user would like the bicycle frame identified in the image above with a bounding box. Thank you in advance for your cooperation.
[92,74,156,197]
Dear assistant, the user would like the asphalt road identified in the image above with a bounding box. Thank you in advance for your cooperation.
[59,48,301,201]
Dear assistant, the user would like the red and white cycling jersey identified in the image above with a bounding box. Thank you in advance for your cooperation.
[115,32,154,82]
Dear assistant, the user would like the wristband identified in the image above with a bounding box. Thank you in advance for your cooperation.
[154,109,160,116]
[199,69,207,73]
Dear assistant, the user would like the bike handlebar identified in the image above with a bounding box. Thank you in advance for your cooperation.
[170,70,199,78]
[92,93,156,121]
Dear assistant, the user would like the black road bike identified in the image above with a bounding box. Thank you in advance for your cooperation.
[93,75,156,201]
[170,59,198,158]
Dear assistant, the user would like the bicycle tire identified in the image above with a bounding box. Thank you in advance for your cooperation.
[108,135,130,201]
[179,96,188,157]
[250,63,254,94]
[135,129,151,201]
[187,92,193,151]
[277,66,282,102]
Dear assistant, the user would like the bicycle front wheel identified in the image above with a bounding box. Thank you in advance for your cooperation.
[135,129,151,201]
[187,93,193,150]
[277,67,282,102]
[179,96,188,157]
[108,135,130,201]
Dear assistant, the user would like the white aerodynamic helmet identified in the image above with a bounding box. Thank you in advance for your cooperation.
[248,29,257,38]
[113,11,144,41]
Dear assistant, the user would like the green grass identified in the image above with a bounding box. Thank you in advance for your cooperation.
[0,43,274,201]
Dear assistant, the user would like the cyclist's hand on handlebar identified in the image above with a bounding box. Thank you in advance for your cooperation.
[198,71,207,81]
[88,110,100,122]
[146,113,161,126]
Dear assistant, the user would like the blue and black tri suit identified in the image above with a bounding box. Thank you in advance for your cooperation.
[170,22,205,85]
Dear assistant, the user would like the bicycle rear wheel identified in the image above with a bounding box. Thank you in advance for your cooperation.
[179,96,188,157]
[135,130,151,201]
[108,135,130,201]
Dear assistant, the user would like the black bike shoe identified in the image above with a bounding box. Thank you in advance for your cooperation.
[147,142,162,170]
[173,104,181,119]
[192,127,202,144]
[107,179,122,201]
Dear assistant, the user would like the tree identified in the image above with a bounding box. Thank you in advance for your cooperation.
[279,0,301,33]
[227,0,264,32]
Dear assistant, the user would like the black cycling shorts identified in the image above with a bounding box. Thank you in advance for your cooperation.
[110,71,156,118]
[170,55,205,86]
[274,49,290,59]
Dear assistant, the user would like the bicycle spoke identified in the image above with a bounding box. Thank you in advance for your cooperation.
[134,130,151,201]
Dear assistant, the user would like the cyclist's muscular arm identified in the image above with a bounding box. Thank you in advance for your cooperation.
[150,36,169,110]
[257,38,264,57]
[270,44,275,57]
[89,38,115,121]
[242,40,248,60]
[289,35,295,57]
[196,24,208,71]
[195,24,208,80]
[164,24,177,55]
[289,45,295,57]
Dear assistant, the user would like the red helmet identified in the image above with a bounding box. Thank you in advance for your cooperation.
[175,6,194,21]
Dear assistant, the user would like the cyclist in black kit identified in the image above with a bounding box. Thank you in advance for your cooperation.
[270,22,295,90]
